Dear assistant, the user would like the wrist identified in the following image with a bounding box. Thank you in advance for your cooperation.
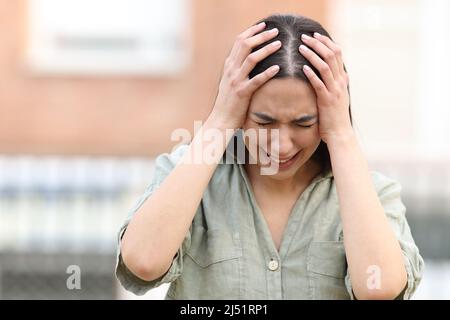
[201,114,237,147]
[325,129,358,149]
[206,112,239,132]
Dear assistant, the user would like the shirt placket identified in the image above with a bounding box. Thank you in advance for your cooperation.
[266,253,283,299]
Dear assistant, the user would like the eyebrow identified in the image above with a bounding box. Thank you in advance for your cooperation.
[252,112,317,123]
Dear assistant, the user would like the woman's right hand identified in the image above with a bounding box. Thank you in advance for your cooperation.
[209,22,282,130]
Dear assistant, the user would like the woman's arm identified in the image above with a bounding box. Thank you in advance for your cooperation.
[121,21,282,282]
[299,32,407,299]
[327,131,407,300]
[121,116,231,281]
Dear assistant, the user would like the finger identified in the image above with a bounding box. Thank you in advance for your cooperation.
[299,44,336,92]
[229,22,266,61]
[302,65,328,96]
[244,65,280,94]
[239,40,282,80]
[234,28,279,66]
[301,34,340,79]
[313,33,346,77]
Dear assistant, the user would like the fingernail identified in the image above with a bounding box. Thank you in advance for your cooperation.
[258,22,266,27]
[299,45,308,52]
[270,28,278,34]
[301,34,311,40]
[303,65,311,71]
[314,32,322,38]
[271,40,281,47]
[271,65,280,73]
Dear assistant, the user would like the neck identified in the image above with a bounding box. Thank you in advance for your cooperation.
[244,158,323,195]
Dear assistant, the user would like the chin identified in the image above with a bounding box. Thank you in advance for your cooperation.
[260,155,308,179]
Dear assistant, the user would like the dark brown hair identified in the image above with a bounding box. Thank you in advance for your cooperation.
[242,13,353,173]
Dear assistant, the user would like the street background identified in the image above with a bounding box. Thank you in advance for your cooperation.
[0,0,449,299]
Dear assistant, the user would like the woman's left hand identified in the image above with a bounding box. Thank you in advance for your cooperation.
[299,33,352,145]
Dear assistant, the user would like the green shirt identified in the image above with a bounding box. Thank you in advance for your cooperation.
[115,144,424,299]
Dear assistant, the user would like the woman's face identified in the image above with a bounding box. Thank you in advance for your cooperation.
[242,78,321,180]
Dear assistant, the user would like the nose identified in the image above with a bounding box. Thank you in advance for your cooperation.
[271,126,294,158]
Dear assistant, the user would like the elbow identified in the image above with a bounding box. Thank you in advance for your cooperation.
[121,242,168,282]
[353,263,408,300]
[125,259,160,282]
[354,278,408,300]
[355,288,401,300]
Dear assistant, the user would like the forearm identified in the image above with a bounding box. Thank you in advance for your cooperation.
[121,116,233,281]
[327,132,407,299]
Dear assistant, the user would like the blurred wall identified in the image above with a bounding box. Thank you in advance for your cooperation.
[0,0,328,156]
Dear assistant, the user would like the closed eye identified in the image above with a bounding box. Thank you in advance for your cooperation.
[296,123,315,128]
[256,122,315,128]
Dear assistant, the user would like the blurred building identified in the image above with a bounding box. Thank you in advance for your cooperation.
[0,0,327,156]
[0,0,449,299]
[0,0,328,300]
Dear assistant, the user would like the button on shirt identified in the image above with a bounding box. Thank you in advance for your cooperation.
[268,259,279,271]
[115,144,424,299]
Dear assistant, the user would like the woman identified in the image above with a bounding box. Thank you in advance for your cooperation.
[115,14,424,299]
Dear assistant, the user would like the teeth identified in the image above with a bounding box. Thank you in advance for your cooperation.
[266,152,293,163]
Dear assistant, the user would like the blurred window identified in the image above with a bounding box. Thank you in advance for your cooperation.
[330,0,450,159]
[26,0,190,76]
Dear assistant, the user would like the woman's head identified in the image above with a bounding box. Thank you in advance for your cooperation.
[241,13,352,179]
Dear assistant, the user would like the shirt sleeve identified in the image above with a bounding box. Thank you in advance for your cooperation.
[115,144,195,296]
[344,172,425,300]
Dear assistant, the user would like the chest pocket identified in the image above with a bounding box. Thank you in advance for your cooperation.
[174,223,243,299]
[307,241,350,299]
[187,225,242,267]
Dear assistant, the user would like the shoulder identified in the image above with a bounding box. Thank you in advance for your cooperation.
[325,170,400,190]
[318,170,403,202]
[369,171,403,196]
[153,144,236,184]
[154,144,190,171]
[328,170,402,196]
